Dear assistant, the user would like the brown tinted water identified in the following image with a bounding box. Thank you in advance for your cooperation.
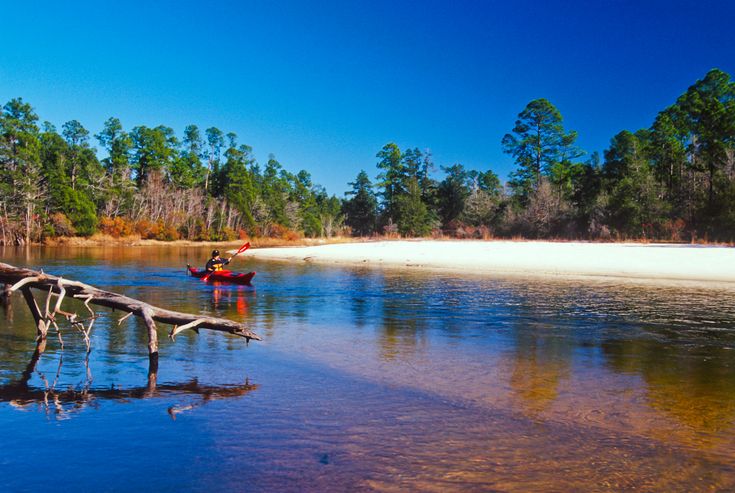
[1,246,734,492]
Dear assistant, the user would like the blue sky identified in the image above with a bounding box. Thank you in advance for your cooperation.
[1,0,733,194]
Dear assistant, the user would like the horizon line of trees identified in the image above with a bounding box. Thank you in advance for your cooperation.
[1,68,734,245]
[342,68,735,242]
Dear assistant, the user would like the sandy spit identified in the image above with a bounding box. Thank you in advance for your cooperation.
[232,240,735,284]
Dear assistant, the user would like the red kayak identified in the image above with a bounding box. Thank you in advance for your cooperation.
[187,265,256,285]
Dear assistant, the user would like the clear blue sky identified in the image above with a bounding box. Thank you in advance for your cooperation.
[1,0,733,194]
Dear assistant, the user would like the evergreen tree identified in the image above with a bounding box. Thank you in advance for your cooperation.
[171,124,205,188]
[463,169,503,230]
[221,135,257,233]
[396,178,433,236]
[96,117,134,216]
[40,125,99,236]
[438,164,471,226]
[0,98,44,243]
[129,125,178,186]
[667,69,735,237]
[344,170,378,236]
[570,152,605,236]
[260,155,292,229]
[292,170,321,237]
[316,193,343,237]
[603,130,668,238]
[375,143,405,224]
[205,127,224,194]
[502,99,581,203]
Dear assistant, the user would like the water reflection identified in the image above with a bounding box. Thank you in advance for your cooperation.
[0,341,258,420]
[211,285,251,316]
[603,337,735,445]
[510,325,571,417]
[1,286,12,322]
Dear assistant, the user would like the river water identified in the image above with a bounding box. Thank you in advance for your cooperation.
[1,246,734,492]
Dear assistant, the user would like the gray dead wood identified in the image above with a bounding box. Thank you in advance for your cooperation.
[0,262,260,356]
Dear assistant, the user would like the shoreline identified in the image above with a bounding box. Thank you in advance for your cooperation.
[232,240,735,285]
[33,235,347,248]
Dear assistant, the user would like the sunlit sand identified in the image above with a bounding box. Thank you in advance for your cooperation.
[233,240,735,284]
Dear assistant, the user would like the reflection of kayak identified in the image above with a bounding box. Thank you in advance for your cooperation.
[187,265,256,285]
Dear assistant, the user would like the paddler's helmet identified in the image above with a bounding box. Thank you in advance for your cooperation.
[212,250,220,257]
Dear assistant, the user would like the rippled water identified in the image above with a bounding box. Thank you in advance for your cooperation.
[1,245,735,491]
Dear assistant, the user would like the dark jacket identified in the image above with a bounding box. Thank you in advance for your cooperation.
[205,257,230,272]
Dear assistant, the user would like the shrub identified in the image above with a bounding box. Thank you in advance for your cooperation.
[268,223,301,241]
[156,224,180,241]
[99,216,134,238]
[382,221,399,238]
[664,218,686,242]
[50,212,76,237]
[221,227,238,241]
[135,219,161,239]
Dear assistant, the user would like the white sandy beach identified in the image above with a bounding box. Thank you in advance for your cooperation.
[232,240,735,284]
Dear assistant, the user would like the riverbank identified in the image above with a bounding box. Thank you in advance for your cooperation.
[40,234,350,248]
[233,240,735,284]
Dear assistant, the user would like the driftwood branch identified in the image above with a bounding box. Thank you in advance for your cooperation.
[0,262,260,357]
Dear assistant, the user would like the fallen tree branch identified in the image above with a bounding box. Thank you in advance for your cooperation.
[170,318,206,341]
[0,262,260,356]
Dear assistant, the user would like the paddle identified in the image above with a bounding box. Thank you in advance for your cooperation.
[202,242,250,282]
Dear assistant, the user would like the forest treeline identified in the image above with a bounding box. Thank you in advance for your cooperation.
[1,68,733,245]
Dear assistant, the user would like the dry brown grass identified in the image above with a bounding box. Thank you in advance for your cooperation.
[42,235,362,248]
[43,233,142,246]
[39,234,735,248]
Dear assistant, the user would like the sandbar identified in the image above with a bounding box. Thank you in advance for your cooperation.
[232,240,735,285]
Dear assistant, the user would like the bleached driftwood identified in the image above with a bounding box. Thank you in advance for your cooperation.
[0,262,260,360]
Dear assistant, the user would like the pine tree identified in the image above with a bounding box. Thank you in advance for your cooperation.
[502,99,582,204]
[344,170,378,236]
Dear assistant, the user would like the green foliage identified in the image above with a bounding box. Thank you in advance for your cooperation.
[96,117,134,215]
[129,125,179,185]
[205,127,225,194]
[375,143,405,223]
[292,170,321,237]
[344,170,378,236]
[502,98,583,204]
[317,194,343,237]
[3,68,735,244]
[603,130,668,237]
[438,164,470,225]
[463,169,503,228]
[221,136,257,233]
[0,98,43,244]
[178,124,206,188]
[60,187,98,236]
[396,178,433,236]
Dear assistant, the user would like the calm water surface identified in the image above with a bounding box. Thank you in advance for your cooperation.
[1,246,735,492]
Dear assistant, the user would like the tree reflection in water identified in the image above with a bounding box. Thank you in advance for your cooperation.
[0,341,258,420]
[603,337,735,447]
[1,284,12,322]
[507,319,572,417]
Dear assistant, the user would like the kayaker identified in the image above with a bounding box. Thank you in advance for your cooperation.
[205,250,231,272]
